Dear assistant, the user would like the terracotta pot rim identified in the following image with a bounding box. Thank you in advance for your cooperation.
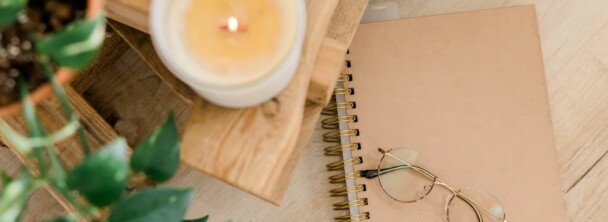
[0,0,104,117]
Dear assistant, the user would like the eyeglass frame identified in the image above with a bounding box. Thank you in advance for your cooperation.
[359,148,508,222]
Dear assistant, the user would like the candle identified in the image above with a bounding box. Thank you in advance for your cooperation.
[151,0,307,107]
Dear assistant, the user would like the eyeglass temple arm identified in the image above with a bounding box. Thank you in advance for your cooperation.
[361,165,436,180]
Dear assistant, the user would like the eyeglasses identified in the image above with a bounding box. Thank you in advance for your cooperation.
[360,148,508,222]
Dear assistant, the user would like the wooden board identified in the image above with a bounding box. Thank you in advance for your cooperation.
[0,86,133,218]
[307,0,369,103]
[105,0,149,33]
[104,0,367,204]
[257,0,369,203]
[180,0,339,204]
[106,20,195,104]
[103,2,367,203]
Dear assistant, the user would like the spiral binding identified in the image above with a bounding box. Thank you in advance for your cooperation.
[330,185,366,197]
[321,115,358,129]
[322,57,370,221]
[326,157,362,171]
[329,172,362,183]
[324,143,360,156]
[333,198,368,210]
[322,129,359,143]
[321,101,356,115]
[334,213,371,222]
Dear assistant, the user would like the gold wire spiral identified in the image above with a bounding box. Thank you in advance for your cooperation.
[329,172,362,184]
[334,88,354,95]
[322,115,357,129]
[337,74,352,82]
[323,58,369,221]
[334,213,371,222]
[324,143,360,156]
[321,101,356,115]
[330,185,366,197]
[333,198,368,210]
[327,157,362,171]
[323,129,359,143]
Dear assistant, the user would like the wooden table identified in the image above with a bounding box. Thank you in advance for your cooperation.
[3,0,608,221]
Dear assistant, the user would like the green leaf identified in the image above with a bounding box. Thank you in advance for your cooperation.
[131,113,180,182]
[0,172,12,186]
[0,172,42,222]
[107,187,194,222]
[184,215,209,222]
[36,14,106,70]
[66,138,129,207]
[0,0,26,26]
[46,215,76,222]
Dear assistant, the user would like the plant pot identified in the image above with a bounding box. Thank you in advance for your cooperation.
[0,0,105,117]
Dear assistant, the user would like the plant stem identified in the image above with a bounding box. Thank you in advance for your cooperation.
[40,57,93,156]
[77,128,92,156]
[40,136,95,219]
[17,76,49,178]
[32,148,48,178]
[15,65,95,220]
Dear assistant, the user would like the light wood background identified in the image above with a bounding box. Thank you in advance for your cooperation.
[2,0,608,221]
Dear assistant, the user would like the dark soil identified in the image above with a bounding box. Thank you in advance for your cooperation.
[0,0,87,106]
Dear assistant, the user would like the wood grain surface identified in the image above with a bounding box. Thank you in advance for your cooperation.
[0,86,133,218]
[4,0,608,221]
[105,0,149,32]
[102,0,366,203]
[107,20,195,104]
[180,0,340,204]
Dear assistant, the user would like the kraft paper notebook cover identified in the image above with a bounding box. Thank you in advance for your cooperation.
[322,5,569,222]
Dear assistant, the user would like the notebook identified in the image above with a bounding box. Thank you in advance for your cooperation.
[322,5,570,222]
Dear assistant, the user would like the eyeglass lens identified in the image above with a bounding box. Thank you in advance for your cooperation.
[446,187,506,222]
[378,148,435,202]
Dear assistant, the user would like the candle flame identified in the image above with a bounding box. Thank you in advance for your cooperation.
[227,17,239,32]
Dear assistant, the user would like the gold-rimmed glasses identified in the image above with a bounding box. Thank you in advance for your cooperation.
[360,148,508,222]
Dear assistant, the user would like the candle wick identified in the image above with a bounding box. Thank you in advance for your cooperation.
[220,17,246,32]
[228,17,239,32]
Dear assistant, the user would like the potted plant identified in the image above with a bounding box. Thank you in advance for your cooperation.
[0,0,104,116]
[0,1,210,221]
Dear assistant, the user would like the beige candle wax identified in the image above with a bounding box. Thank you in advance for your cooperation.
[172,0,298,87]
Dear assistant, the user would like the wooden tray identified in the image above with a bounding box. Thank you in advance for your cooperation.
[104,0,367,204]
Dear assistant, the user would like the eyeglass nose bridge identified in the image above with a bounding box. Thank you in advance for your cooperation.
[434,179,460,196]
